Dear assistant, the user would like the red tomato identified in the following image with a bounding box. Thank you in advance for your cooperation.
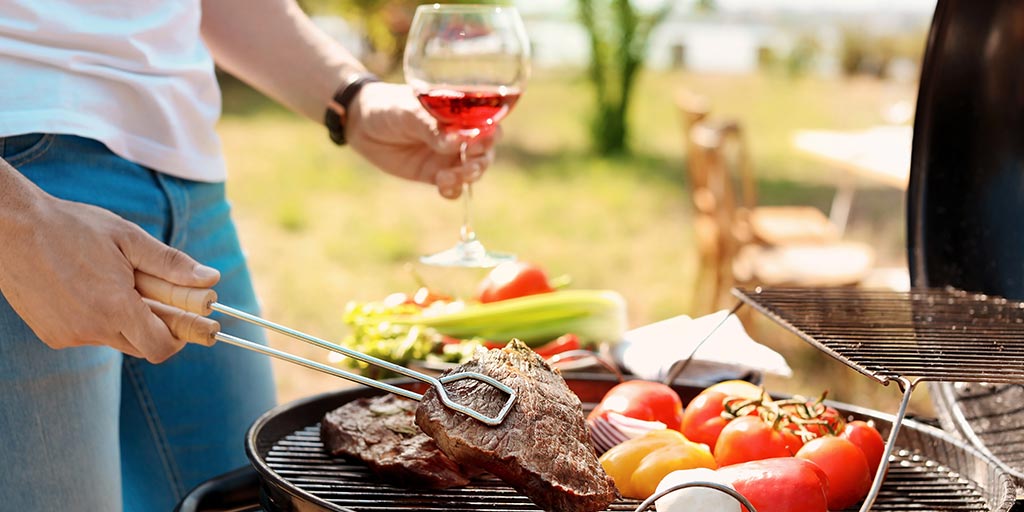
[476,261,554,303]
[841,420,886,476]
[681,386,764,451]
[717,457,830,512]
[796,436,872,510]
[588,380,685,431]
[713,416,803,467]
[533,333,581,358]
[680,390,731,449]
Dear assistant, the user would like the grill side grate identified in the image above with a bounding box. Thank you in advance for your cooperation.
[263,424,994,512]
[732,287,1024,384]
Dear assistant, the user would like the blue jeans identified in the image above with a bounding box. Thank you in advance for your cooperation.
[0,134,277,511]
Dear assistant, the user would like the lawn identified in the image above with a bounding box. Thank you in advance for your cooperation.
[217,68,929,417]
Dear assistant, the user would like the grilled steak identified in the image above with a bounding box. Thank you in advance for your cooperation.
[415,339,618,512]
[321,394,472,488]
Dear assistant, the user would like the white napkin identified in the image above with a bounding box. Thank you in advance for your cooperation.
[613,310,792,384]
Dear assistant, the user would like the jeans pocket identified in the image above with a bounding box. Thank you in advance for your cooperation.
[1,133,56,168]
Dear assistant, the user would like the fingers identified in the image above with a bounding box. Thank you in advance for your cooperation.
[433,152,493,199]
[144,299,220,347]
[435,170,463,199]
[118,224,220,289]
[119,294,187,363]
[135,271,216,315]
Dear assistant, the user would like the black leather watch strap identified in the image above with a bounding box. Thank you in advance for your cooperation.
[324,73,380,146]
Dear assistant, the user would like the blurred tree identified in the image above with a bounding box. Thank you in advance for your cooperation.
[784,33,821,79]
[838,26,928,79]
[576,0,673,156]
[297,0,417,76]
[296,0,497,77]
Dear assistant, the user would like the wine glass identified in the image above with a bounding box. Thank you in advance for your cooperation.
[404,3,530,268]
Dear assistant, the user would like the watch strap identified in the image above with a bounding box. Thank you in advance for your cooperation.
[325,73,380,146]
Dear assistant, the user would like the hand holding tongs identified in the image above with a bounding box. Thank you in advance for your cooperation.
[134,272,516,426]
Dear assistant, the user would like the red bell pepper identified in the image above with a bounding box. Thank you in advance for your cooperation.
[715,457,830,512]
[533,333,581,358]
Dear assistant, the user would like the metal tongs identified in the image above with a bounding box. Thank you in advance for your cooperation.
[134,272,517,426]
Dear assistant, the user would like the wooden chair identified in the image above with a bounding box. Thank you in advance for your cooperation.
[684,114,875,314]
[678,90,840,248]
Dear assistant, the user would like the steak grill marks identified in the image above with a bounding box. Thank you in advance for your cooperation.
[415,340,618,512]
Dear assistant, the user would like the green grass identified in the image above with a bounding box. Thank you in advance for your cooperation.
[218,68,929,416]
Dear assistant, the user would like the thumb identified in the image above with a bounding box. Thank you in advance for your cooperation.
[118,223,220,288]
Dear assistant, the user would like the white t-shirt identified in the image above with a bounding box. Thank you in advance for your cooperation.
[0,1,226,182]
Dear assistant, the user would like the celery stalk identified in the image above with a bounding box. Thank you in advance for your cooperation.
[368,290,628,346]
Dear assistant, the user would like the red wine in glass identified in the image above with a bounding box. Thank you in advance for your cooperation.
[404,4,530,268]
[417,87,521,137]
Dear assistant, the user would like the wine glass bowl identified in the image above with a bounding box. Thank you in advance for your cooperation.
[404,3,530,268]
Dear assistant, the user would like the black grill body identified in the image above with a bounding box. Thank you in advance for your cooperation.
[909,0,1024,485]
[909,0,1024,300]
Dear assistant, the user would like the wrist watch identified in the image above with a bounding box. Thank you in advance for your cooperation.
[324,73,380,146]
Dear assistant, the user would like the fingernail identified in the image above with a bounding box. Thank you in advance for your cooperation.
[194,265,220,282]
[436,171,456,188]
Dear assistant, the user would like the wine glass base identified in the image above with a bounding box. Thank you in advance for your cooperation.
[419,240,515,268]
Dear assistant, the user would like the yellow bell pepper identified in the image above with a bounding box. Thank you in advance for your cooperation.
[598,429,717,499]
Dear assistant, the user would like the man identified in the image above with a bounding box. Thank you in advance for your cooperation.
[0,1,495,510]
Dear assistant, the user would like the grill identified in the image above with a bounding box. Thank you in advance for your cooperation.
[732,287,1024,491]
[732,287,1024,386]
[243,377,1017,512]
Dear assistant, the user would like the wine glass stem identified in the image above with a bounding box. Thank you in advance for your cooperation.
[458,140,477,244]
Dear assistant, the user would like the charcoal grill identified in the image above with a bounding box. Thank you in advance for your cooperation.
[239,375,1015,512]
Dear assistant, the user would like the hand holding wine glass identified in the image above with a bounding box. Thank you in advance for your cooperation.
[404,3,530,268]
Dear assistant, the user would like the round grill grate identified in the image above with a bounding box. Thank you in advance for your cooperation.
[261,422,993,512]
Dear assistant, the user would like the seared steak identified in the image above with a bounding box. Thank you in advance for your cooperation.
[321,394,472,488]
[415,339,618,512]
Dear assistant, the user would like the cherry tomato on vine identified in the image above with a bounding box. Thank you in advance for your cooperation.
[713,415,803,467]
[681,381,765,450]
[796,436,872,510]
[781,400,846,441]
[680,390,732,449]
[588,380,685,431]
[840,420,886,475]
